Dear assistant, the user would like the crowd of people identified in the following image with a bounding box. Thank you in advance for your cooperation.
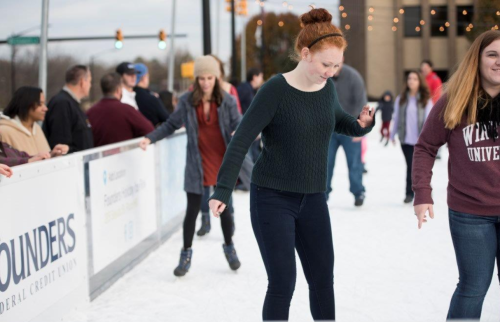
[1,7,500,321]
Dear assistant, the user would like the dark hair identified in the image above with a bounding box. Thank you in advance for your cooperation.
[209,54,225,79]
[292,8,347,61]
[400,71,430,107]
[66,65,89,85]
[246,68,262,83]
[159,90,175,114]
[192,77,224,106]
[421,59,433,68]
[100,73,122,96]
[3,86,43,121]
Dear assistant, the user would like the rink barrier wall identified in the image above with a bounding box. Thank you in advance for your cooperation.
[0,131,187,322]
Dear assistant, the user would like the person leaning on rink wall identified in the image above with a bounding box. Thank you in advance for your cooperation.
[413,30,500,320]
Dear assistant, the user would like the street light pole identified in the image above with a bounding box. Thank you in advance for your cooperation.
[168,0,177,92]
[240,17,246,83]
[202,0,212,54]
[231,0,237,80]
[39,0,49,94]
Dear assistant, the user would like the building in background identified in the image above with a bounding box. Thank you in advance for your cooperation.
[340,0,477,99]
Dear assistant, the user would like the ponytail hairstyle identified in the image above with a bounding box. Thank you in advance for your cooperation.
[291,8,347,62]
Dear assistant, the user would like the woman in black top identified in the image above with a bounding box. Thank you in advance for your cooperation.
[209,8,374,321]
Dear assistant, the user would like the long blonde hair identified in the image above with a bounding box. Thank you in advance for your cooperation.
[443,30,500,129]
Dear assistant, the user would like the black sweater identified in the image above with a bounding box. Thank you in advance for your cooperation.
[210,74,374,205]
[134,87,170,127]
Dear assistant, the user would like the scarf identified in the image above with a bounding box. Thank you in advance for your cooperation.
[476,93,500,141]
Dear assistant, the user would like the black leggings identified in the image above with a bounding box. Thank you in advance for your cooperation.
[401,144,415,196]
[183,192,233,249]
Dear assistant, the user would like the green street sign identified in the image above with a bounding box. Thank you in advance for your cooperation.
[7,36,40,45]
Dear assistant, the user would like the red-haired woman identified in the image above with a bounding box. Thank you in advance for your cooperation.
[209,8,374,321]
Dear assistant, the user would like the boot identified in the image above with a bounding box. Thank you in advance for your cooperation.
[354,193,365,207]
[173,248,193,277]
[196,212,211,236]
[404,194,414,204]
[223,244,241,271]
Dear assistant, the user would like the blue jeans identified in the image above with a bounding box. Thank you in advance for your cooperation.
[250,183,335,321]
[326,133,365,199]
[447,209,500,320]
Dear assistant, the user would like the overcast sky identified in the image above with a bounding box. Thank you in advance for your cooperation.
[0,0,340,69]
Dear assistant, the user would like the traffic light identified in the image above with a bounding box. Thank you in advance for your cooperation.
[115,29,123,49]
[238,0,248,16]
[158,29,167,49]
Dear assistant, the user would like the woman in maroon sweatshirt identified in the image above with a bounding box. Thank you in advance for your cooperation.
[413,30,500,320]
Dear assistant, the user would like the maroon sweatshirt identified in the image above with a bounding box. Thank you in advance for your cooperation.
[87,97,154,147]
[413,96,500,216]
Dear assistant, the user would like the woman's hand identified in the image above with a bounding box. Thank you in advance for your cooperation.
[139,138,151,151]
[209,199,227,218]
[357,105,375,128]
[414,204,434,229]
[0,164,13,178]
[50,144,69,157]
[28,152,51,163]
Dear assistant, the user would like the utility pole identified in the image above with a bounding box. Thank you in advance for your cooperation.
[240,17,246,83]
[11,42,16,96]
[260,1,265,69]
[202,0,212,54]
[231,0,237,80]
[168,0,177,92]
[39,0,49,94]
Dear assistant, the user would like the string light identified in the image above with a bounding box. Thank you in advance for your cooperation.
[392,26,397,31]
[445,22,450,27]
[339,5,344,11]
[282,1,287,7]
[439,26,445,32]
[420,20,425,25]
[415,26,421,32]
[342,12,347,18]
[278,21,284,27]
[368,26,373,31]
[393,17,399,23]
[259,1,264,6]
[495,25,499,30]
[345,24,351,30]
[469,23,473,28]
[369,7,374,13]
[288,4,293,10]
[466,27,471,32]
[462,10,467,15]
[497,11,500,16]
[399,9,404,14]
[257,19,263,25]
[368,15,373,21]
[431,9,436,15]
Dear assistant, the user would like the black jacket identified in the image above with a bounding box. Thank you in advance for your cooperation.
[376,91,394,122]
[134,87,170,127]
[43,90,93,153]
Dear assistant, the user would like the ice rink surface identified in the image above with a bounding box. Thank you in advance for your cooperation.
[63,127,500,322]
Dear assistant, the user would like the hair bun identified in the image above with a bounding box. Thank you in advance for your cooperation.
[300,8,333,26]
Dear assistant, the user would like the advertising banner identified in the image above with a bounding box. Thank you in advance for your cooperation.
[88,147,157,274]
[0,160,84,322]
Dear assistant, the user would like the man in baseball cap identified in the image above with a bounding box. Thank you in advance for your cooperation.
[116,62,139,110]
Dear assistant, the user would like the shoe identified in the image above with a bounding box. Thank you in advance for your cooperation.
[384,139,389,147]
[223,244,241,271]
[173,248,193,277]
[196,212,211,236]
[404,194,414,204]
[363,168,368,174]
[354,193,365,207]
[380,135,384,142]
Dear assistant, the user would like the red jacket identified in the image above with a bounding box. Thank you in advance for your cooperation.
[426,72,443,104]
[87,98,154,147]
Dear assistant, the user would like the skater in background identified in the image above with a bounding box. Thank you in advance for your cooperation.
[390,71,432,204]
[376,91,394,146]
[209,8,374,321]
[139,55,247,277]
[413,30,500,320]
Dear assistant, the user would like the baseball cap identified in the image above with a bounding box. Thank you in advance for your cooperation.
[116,62,138,75]
[134,63,148,85]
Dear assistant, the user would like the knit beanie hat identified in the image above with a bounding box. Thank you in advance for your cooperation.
[194,55,221,78]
